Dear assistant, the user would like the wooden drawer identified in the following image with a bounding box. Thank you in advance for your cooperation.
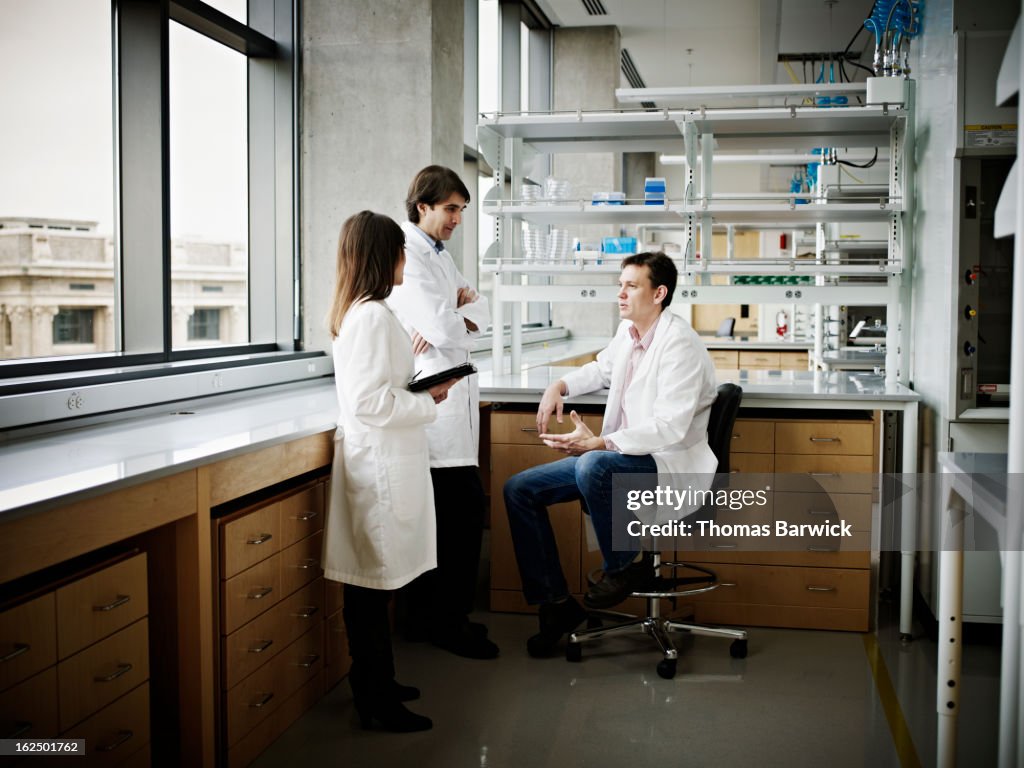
[222,580,323,690]
[728,452,775,474]
[56,555,148,660]
[739,351,780,369]
[224,625,322,747]
[58,619,149,731]
[730,420,774,453]
[222,556,281,636]
[709,350,739,369]
[0,593,56,692]
[491,410,602,445]
[227,672,323,768]
[687,563,869,609]
[774,491,872,531]
[222,503,282,580]
[490,444,581,595]
[774,421,874,455]
[280,485,324,549]
[279,531,323,597]
[58,681,150,768]
[779,351,808,370]
[774,455,876,493]
[0,666,58,740]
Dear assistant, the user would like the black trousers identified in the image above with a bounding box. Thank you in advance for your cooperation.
[404,465,486,634]
[342,583,395,698]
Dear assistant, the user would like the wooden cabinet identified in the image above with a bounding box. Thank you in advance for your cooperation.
[489,409,602,612]
[214,479,334,768]
[488,405,879,632]
[707,348,808,371]
[0,552,151,766]
[681,413,879,631]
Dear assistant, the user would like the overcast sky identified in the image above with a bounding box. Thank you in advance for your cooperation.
[0,0,247,243]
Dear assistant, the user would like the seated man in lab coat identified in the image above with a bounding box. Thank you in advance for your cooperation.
[503,252,718,657]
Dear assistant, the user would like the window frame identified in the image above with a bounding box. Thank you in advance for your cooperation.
[0,0,313,429]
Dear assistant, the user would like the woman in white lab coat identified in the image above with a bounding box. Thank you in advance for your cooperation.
[322,210,458,733]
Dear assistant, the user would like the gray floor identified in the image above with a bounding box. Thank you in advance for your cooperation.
[252,596,1001,768]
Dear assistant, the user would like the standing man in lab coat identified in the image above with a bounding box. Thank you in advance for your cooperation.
[388,165,498,659]
[504,252,719,658]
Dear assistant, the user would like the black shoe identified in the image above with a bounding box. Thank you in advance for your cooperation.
[527,597,587,658]
[354,698,432,732]
[584,553,655,609]
[431,623,500,660]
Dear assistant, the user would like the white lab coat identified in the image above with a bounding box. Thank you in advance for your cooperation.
[322,300,438,591]
[387,221,491,467]
[561,311,719,520]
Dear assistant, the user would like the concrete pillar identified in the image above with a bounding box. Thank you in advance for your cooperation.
[301,0,464,353]
[550,25,621,337]
[32,306,58,357]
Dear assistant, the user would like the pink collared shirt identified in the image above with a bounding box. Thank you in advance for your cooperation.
[603,314,661,452]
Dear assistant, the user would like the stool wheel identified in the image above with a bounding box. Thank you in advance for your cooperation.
[730,639,748,659]
[656,658,677,679]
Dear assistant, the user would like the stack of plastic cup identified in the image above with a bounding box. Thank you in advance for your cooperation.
[544,177,572,201]
[522,225,547,261]
[521,184,541,204]
[548,228,572,263]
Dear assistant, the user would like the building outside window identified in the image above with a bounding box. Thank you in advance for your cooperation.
[188,308,221,342]
[53,308,96,345]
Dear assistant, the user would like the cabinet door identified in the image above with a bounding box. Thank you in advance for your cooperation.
[0,593,56,692]
[490,444,582,595]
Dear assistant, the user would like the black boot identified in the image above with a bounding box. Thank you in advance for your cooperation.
[349,673,432,732]
[527,597,587,658]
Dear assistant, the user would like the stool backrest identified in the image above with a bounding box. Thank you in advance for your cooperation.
[707,383,743,474]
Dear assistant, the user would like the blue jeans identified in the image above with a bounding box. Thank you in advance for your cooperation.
[503,450,657,605]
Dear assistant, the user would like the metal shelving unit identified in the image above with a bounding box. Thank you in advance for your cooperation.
[477,83,914,382]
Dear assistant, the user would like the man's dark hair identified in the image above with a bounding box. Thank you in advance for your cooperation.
[621,251,678,309]
[405,165,471,223]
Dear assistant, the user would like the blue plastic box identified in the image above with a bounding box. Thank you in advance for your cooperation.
[602,236,637,254]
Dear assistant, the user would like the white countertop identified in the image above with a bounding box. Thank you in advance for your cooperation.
[479,366,920,404]
[0,369,919,521]
[0,380,339,520]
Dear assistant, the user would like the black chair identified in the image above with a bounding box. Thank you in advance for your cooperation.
[567,383,748,679]
[716,317,736,337]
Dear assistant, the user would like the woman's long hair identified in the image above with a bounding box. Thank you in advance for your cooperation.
[327,211,405,337]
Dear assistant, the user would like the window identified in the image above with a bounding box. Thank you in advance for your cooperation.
[53,309,96,345]
[170,21,249,350]
[0,1,301,429]
[188,308,221,342]
[0,0,115,360]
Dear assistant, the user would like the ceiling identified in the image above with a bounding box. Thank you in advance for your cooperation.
[533,0,877,91]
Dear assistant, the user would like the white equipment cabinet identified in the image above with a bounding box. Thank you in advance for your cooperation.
[477,83,915,386]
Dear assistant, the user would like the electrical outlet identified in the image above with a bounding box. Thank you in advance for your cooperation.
[66,391,83,410]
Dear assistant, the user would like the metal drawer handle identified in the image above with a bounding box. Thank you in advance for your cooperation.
[519,426,539,433]
[248,586,273,600]
[293,510,319,521]
[809,437,839,443]
[719,582,738,588]
[809,472,840,477]
[1,643,30,662]
[247,533,273,545]
[293,558,319,570]
[731,433,741,439]
[249,640,273,654]
[294,653,320,669]
[806,585,837,592]
[711,543,737,549]
[808,510,834,516]
[295,606,319,619]
[94,662,133,683]
[806,546,836,552]
[94,594,131,612]
[96,730,134,752]
[8,721,31,739]
[249,692,274,709]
